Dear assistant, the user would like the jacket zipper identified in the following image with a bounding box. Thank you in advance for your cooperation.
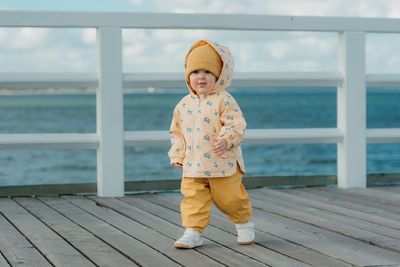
[192,97,200,177]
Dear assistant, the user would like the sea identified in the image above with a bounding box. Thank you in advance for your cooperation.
[0,89,399,186]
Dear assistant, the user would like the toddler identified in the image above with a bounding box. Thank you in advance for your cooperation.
[168,40,254,248]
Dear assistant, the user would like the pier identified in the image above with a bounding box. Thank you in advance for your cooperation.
[0,186,399,266]
[0,11,400,266]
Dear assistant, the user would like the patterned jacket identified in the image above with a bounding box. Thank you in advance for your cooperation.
[168,40,246,178]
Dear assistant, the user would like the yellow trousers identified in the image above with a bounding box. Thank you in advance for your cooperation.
[180,167,252,233]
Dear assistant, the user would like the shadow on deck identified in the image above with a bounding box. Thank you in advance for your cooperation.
[0,186,399,266]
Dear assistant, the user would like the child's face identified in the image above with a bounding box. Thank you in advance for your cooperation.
[189,69,217,95]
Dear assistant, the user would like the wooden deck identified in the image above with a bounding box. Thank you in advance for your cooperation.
[0,186,399,266]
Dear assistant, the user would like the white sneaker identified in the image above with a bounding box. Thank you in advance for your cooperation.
[235,221,255,245]
[173,228,203,249]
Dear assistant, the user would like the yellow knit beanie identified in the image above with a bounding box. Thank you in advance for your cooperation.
[185,44,223,82]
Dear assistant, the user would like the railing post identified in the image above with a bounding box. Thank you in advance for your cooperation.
[96,27,124,196]
[337,31,367,188]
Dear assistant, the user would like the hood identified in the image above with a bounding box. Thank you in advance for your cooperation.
[185,40,234,95]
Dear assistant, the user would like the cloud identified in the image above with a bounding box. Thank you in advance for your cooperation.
[82,28,96,44]
[366,34,400,73]
[0,29,6,42]
[152,29,212,42]
[265,41,288,60]
[0,28,48,50]
[121,28,337,72]
[0,45,94,72]
[125,43,146,57]
[297,36,333,53]
[151,0,400,18]
[128,0,143,4]
[123,29,150,43]
[152,0,262,14]
[1,0,400,74]
[0,28,96,72]
[0,6,12,10]
[387,3,400,17]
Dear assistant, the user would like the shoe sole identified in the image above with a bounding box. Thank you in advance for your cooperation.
[173,242,203,249]
[237,238,255,245]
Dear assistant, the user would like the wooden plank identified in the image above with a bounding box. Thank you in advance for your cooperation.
[249,190,400,252]
[309,187,400,214]
[371,185,400,193]
[333,187,400,204]
[242,174,336,188]
[0,198,95,266]
[0,176,398,197]
[253,188,400,238]
[251,208,400,266]
[273,188,400,230]
[146,191,400,266]
[310,186,400,217]
[0,183,97,197]
[0,212,50,266]
[38,196,179,267]
[0,252,10,267]
[14,197,136,267]
[136,193,354,267]
[368,173,400,185]
[93,197,268,267]
[125,175,337,192]
[65,196,224,267]
[125,179,181,192]
[117,195,309,267]
[91,196,269,267]
[247,189,400,266]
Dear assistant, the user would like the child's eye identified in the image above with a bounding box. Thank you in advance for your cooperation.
[205,70,211,74]
[193,70,199,74]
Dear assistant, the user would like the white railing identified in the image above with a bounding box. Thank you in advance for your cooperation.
[1,11,400,196]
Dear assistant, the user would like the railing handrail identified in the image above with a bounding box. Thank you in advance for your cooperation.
[1,72,400,89]
[1,11,400,33]
[1,11,399,196]
[1,128,399,149]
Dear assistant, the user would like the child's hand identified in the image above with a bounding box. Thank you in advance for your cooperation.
[172,162,183,168]
[213,137,228,157]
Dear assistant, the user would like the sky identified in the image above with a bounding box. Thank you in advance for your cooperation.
[0,0,400,75]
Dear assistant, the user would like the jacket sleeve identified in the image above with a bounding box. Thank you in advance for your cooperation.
[168,105,185,165]
[218,96,247,149]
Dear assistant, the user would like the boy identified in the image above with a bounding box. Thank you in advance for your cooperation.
[168,40,254,248]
